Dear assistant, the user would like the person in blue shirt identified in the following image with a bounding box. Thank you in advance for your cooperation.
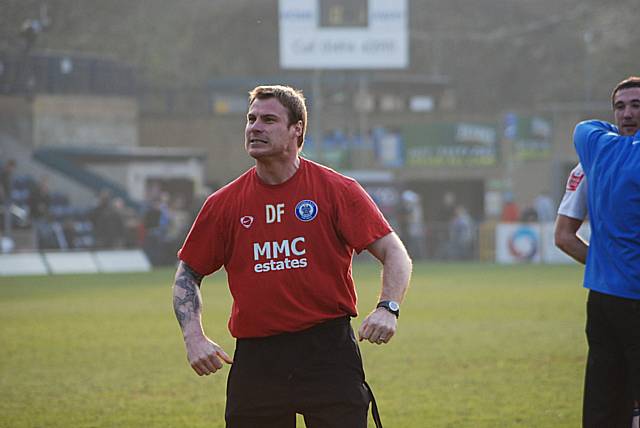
[573,76,640,428]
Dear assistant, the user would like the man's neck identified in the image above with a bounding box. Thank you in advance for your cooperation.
[255,156,301,185]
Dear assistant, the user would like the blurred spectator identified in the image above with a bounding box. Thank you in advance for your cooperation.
[433,191,456,258]
[142,193,173,265]
[167,195,190,244]
[29,176,51,249]
[534,191,555,222]
[520,206,538,222]
[448,205,475,260]
[112,197,140,248]
[142,198,161,234]
[61,218,77,250]
[144,192,171,232]
[400,190,426,260]
[29,176,51,220]
[90,189,125,249]
[436,191,456,223]
[1,160,17,196]
[500,192,520,222]
[159,192,172,230]
[1,159,17,239]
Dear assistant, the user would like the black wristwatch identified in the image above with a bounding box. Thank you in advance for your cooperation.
[376,300,400,318]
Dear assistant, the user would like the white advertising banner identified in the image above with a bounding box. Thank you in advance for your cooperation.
[44,251,99,274]
[496,223,586,264]
[0,250,153,276]
[0,253,48,276]
[279,0,408,69]
[496,224,543,264]
[94,250,151,273]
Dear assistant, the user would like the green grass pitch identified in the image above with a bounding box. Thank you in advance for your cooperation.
[0,262,587,427]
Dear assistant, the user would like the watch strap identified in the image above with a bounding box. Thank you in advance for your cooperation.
[376,300,400,318]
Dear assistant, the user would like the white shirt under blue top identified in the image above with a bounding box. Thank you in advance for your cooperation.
[557,163,588,221]
[573,120,640,300]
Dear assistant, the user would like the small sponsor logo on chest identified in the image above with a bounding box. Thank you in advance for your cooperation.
[240,216,254,229]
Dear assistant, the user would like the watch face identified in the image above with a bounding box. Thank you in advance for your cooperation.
[388,301,400,311]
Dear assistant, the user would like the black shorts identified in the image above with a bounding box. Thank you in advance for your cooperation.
[225,316,371,428]
[583,290,640,427]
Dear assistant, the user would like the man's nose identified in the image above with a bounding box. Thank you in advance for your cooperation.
[249,120,264,132]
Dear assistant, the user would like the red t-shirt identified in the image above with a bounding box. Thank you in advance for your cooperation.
[178,157,392,338]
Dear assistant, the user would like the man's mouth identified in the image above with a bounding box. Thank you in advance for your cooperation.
[250,138,268,144]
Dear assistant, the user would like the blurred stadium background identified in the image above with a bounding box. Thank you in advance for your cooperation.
[0,0,636,426]
[1,0,637,267]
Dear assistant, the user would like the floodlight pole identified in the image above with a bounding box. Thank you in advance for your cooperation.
[311,68,323,163]
[583,30,594,104]
[357,72,370,167]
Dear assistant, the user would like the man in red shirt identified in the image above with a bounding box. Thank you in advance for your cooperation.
[173,85,412,428]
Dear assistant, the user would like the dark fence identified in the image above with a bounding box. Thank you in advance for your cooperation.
[404,221,479,261]
[0,51,136,96]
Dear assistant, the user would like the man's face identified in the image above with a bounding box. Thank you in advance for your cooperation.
[613,87,640,136]
[245,97,302,160]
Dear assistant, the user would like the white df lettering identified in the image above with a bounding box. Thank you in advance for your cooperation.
[266,204,285,224]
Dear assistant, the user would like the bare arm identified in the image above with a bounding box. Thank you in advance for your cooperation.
[173,261,232,375]
[554,215,588,264]
[358,232,412,345]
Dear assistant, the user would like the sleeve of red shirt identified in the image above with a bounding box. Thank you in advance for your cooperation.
[336,180,393,253]
[177,194,226,276]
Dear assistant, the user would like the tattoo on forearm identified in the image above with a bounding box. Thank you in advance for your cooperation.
[182,263,204,283]
[173,264,204,330]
